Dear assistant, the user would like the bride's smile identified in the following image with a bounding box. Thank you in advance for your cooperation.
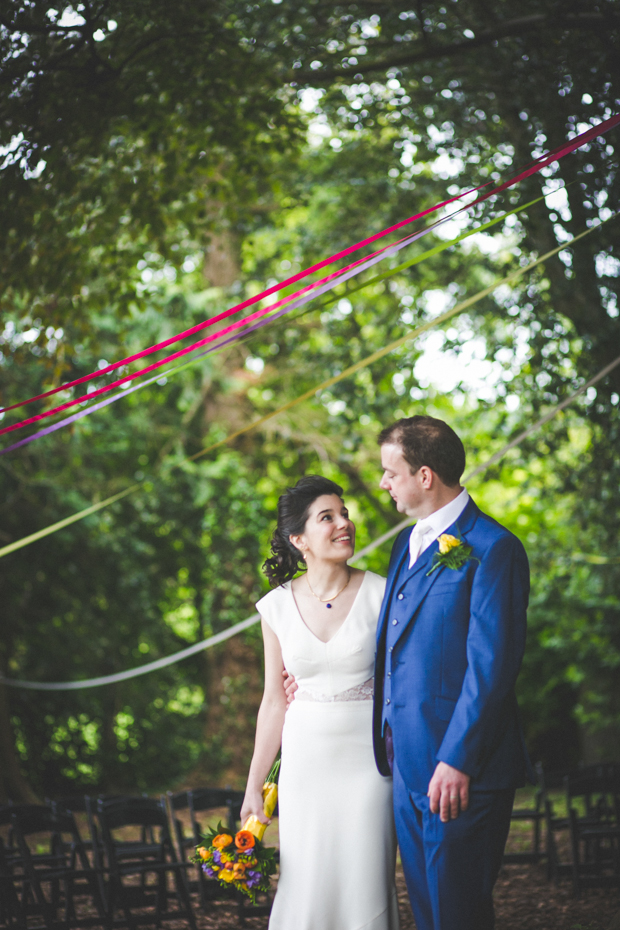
[289,493,356,566]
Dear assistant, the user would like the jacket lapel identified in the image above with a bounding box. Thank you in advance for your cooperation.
[390,541,442,647]
[390,497,480,647]
[450,496,478,539]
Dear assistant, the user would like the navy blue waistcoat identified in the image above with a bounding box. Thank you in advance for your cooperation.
[382,540,418,730]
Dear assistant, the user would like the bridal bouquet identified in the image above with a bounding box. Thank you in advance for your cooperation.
[193,758,280,902]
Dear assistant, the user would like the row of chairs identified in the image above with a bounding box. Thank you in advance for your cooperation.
[2,764,617,926]
[505,762,620,895]
[0,787,271,929]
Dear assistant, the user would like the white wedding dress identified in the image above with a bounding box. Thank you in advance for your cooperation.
[256,571,399,930]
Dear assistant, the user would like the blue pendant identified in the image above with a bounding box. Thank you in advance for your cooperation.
[326,603,332,609]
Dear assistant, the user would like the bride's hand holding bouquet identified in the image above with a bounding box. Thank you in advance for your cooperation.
[192,758,280,903]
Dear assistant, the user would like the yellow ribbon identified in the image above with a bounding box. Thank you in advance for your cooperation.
[0,215,611,559]
[187,220,607,463]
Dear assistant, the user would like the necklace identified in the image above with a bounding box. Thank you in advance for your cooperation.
[306,568,351,608]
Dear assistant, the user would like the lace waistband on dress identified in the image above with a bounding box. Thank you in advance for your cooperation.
[296,677,374,702]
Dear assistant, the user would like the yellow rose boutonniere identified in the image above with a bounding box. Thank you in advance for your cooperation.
[438,534,460,555]
[427,526,479,576]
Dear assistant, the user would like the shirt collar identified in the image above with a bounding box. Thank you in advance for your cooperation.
[408,487,470,565]
[420,487,469,540]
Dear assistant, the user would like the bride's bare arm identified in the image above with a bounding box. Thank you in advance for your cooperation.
[240,619,287,825]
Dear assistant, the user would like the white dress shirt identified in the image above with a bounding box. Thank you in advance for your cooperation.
[408,487,470,567]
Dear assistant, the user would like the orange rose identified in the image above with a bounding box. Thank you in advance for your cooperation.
[196,846,209,861]
[234,830,256,851]
[232,863,246,880]
[212,833,233,849]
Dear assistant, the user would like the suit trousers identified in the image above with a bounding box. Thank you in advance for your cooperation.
[393,760,514,930]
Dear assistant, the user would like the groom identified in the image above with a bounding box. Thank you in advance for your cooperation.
[374,415,531,930]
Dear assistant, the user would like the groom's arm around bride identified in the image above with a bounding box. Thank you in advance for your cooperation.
[373,415,531,930]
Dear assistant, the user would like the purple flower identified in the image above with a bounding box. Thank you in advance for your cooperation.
[212,850,222,865]
[245,870,262,888]
[203,867,217,878]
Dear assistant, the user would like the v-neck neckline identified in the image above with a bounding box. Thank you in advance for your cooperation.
[289,571,368,645]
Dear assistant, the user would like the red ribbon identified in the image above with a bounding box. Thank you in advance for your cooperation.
[2,111,619,439]
[0,193,478,419]
[0,230,430,435]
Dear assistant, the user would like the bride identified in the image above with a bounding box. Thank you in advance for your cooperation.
[240,475,399,930]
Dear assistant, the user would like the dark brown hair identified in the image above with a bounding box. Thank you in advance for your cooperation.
[378,415,465,487]
[262,476,344,587]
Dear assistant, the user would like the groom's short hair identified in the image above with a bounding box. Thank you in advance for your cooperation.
[378,415,465,487]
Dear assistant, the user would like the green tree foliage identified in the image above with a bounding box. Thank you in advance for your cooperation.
[0,0,301,330]
[1,0,620,799]
[0,298,272,798]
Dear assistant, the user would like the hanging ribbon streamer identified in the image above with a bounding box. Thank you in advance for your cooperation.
[3,109,618,423]
[3,350,619,691]
[0,214,613,560]
[0,232,424,436]
[1,196,541,455]
[4,205,485,438]
[186,218,613,463]
[0,357,208,456]
[0,192,481,418]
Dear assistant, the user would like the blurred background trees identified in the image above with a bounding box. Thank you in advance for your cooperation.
[1,0,619,800]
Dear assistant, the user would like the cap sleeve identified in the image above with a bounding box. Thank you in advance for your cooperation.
[255,585,286,634]
[364,570,387,599]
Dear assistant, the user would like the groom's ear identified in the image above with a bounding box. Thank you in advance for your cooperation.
[418,466,435,489]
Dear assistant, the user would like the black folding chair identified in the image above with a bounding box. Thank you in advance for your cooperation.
[0,836,20,929]
[1,801,67,925]
[0,803,20,869]
[542,765,586,882]
[167,787,243,907]
[167,786,273,924]
[50,796,98,858]
[567,765,620,896]
[503,762,545,864]
[168,787,242,855]
[10,803,108,929]
[95,795,196,929]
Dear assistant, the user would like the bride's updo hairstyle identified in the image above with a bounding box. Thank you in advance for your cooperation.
[262,475,344,588]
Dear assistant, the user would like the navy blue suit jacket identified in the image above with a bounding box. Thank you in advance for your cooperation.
[372,497,532,794]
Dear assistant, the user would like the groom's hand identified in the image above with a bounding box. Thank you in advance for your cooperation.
[428,762,471,822]
[282,669,298,704]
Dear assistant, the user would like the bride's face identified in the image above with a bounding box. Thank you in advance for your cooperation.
[290,493,355,564]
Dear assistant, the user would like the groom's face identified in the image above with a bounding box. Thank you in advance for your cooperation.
[379,442,426,518]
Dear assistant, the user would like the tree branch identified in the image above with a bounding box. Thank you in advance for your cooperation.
[291,11,613,82]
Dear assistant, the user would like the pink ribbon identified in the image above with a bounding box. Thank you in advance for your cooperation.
[0,229,429,436]
[2,110,619,438]
[0,191,480,418]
